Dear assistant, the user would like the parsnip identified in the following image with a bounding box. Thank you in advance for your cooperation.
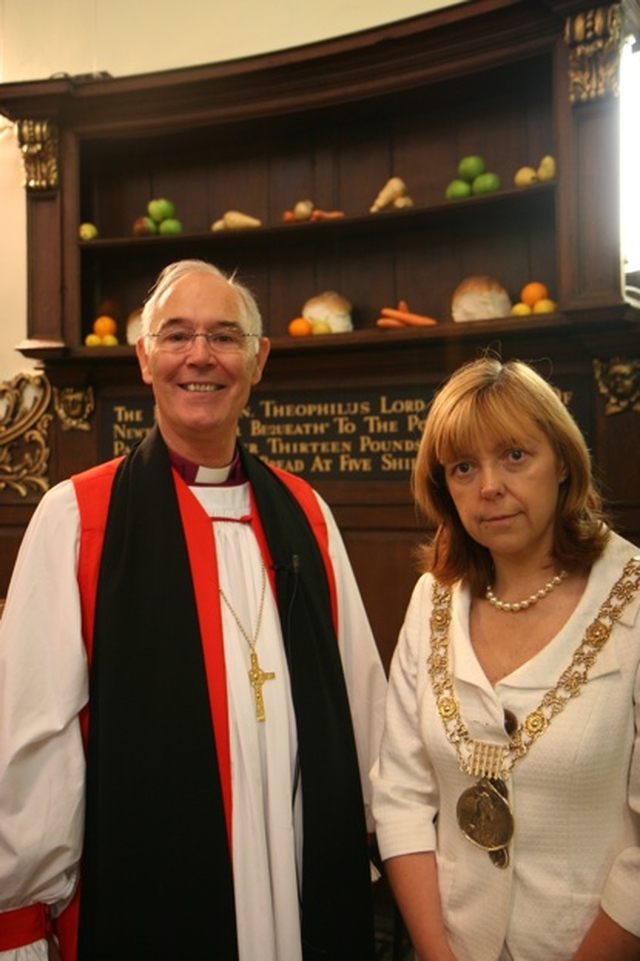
[211,210,262,231]
[370,176,409,212]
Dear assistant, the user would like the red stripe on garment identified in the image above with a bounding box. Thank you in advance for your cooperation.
[262,466,338,630]
[74,459,123,668]
[173,471,233,847]
[0,903,51,951]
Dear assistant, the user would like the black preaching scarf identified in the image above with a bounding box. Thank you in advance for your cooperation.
[77,426,374,961]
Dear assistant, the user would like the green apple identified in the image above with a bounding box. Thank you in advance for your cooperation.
[472,171,501,194]
[445,179,472,200]
[133,216,158,236]
[79,222,98,240]
[158,217,183,235]
[457,155,486,182]
[147,197,175,222]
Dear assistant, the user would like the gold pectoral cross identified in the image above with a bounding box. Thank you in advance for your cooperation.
[248,649,276,721]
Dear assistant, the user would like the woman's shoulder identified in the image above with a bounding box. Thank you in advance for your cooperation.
[594,531,640,629]
[601,529,640,570]
[404,571,469,626]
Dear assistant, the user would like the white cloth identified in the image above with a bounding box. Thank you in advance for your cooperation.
[0,476,387,961]
[371,531,640,961]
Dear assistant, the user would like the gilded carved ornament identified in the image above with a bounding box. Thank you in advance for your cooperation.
[53,385,95,431]
[0,372,52,496]
[15,118,60,191]
[593,358,640,414]
[565,4,623,102]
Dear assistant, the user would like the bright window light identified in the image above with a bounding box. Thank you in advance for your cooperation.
[620,37,640,278]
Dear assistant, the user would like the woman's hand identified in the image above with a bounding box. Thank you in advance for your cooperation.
[384,852,459,961]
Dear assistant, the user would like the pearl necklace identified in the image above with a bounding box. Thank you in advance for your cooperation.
[485,569,568,613]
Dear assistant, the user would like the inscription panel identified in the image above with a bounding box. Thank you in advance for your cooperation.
[241,387,430,479]
[98,387,432,478]
[98,379,590,481]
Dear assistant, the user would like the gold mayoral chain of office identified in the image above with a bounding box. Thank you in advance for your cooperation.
[428,555,640,869]
[219,562,275,722]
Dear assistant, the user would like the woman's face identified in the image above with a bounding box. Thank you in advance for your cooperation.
[442,419,568,565]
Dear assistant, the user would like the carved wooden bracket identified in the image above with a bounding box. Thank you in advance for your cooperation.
[53,385,95,431]
[594,357,640,414]
[565,4,623,102]
[15,119,60,191]
[0,371,52,496]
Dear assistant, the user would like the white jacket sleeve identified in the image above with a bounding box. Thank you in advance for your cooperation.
[600,649,640,936]
[0,480,87,923]
[371,574,440,860]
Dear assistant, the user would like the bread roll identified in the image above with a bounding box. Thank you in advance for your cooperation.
[302,291,353,333]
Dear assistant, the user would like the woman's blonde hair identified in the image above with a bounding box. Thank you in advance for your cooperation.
[412,356,610,594]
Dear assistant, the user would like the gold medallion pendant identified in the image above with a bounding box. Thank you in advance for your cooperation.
[456,777,514,851]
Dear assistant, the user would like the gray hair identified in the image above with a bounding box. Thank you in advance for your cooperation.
[140,259,263,349]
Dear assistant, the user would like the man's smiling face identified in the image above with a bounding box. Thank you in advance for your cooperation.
[136,270,270,464]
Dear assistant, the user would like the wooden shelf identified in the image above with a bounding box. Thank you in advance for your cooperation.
[78,182,557,250]
[18,304,640,365]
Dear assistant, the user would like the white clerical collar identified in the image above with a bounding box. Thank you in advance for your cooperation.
[194,463,232,484]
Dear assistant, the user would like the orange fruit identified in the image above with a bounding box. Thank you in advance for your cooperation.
[93,315,118,337]
[288,317,313,336]
[520,281,549,307]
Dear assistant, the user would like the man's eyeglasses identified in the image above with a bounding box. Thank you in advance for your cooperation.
[148,325,259,354]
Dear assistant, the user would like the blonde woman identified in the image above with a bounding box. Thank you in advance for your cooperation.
[372,356,640,961]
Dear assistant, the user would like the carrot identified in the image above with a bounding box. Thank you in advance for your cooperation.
[397,299,410,312]
[310,209,345,220]
[381,306,438,326]
[376,317,406,327]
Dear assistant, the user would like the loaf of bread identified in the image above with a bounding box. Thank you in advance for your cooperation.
[451,275,512,322]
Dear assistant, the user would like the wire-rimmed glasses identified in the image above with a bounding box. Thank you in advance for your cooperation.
[148,324,259,354]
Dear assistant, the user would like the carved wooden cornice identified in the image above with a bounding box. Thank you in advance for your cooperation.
[15,118,59,191]
[565,4,624,101]
[0,371,52,496]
